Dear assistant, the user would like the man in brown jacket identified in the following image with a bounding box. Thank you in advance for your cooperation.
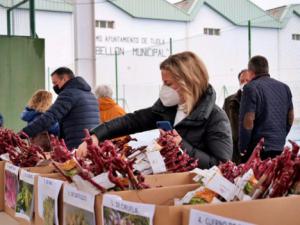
[223,70,253,163]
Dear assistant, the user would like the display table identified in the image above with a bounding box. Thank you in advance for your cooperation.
[0,212,19,225]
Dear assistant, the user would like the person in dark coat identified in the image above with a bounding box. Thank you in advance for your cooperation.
[77,52,233,168]
[22,107,59,135]
[21,67,100,149]
[0,113,3,127]
[239,56,294,161]
[21,90,59,135]
[21,90,59,151]
[223,70,252,164]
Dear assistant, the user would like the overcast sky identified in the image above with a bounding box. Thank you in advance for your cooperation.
[167,0,299,10]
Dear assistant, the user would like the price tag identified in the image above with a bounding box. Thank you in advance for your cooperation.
[189,209,255,225]
[175,187,204,205]
[102,194,155,225]
[0,153,10,161]
[235,169,254,200]
[192,166,220,184]
[92,172,115,189]
[205,173,236,201]
[146,151,167,174]
[133,160,152,174]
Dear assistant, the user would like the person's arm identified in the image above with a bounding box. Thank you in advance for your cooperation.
[91,107,158,141]
[239,85,257,154]
[182,109,233,169]
[22,91,74,137]
[48,122,60,136]
[222,97,229,115]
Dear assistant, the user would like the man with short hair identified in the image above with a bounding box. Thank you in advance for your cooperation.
[21,67,100,149]
[223,69,252,163]
[239,56,294,161]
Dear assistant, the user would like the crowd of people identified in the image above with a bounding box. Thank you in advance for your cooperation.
[0,51,294,169]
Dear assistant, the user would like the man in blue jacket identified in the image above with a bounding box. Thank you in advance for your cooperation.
[21,67,100,149]
[239,56,294,161]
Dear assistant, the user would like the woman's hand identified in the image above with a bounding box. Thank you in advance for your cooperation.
[76,134,99,158]
[159,129,182,145]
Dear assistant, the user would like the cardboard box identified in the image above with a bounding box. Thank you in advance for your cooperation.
[96,184,200,225]
[0,212,19,225]
[96,182,300,225]
[144,172,196,188]
[182,195,300,225]
[26,164,56,174]
[4,163,56,221]
[93,171,197,225]
[34,173,65,225]
[0,161,5,211]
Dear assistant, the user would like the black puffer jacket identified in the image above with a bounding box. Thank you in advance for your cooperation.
[23,77,100,149]
[92,85,232,168]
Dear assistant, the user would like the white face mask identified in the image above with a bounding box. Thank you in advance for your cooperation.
[159,85,180,107]
[240,83,246,91]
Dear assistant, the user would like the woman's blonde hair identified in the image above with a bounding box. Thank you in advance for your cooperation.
[160,51,209,114]
[27,90,53,113]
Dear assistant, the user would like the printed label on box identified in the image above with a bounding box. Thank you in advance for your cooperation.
[19,169,36,185]
[63,183,96,225]
[102,194,155,225]
[189,209,255,225]
[38,177,63,225]
[4,162,20,210]
[15,170,37,221]
[64,183,95,212]
[5,162,20,175]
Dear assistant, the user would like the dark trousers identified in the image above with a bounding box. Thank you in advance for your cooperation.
[241,150,281,163]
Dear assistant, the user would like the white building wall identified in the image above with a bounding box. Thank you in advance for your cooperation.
[35,11,74,79]
[184,5,251,105]
[278,14,300,118]
[95,2,186,111]
[0,7,6,34]
[251,27,279,78]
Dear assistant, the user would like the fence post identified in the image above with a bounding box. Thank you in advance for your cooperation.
[7,10,11,36]
[248,20,251,60]
[29,0,36,38]
[169,37,173,55]
[115,51,119,104]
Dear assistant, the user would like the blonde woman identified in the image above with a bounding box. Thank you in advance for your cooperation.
[78,52,232,168]
[21,90,59,151]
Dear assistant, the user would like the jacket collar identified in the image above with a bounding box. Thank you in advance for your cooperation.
[229,90,242,104]
[252,73,270,81]
[187,85,216,121]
